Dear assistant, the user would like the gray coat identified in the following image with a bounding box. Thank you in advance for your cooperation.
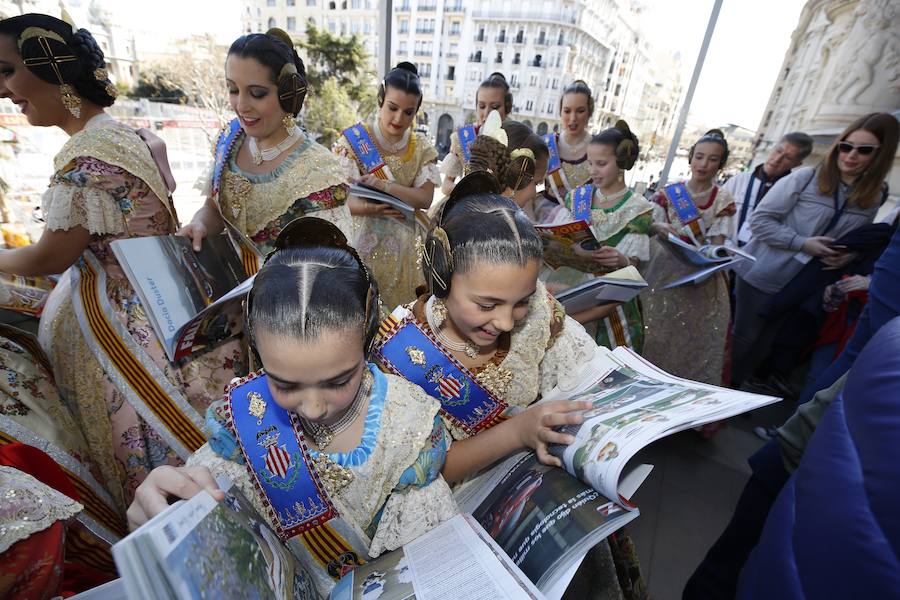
[733,167,879,294]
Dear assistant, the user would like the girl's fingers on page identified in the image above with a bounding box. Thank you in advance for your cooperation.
[184,466,224,500]
[126,503,148,531]
[539,427,575,446]
[536,443,562,468]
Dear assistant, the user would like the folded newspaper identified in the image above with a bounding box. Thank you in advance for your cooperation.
[533,220,604,273]
[110,233,252,362]
[658,233,756,288]
[553,265,648,314]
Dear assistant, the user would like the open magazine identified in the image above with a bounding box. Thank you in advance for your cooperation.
[112,479,323,600]
[111,233,252,362]
[349,183,416,225]
[534,220,603,273]
[658,233,756,288]
[553,265,648,314]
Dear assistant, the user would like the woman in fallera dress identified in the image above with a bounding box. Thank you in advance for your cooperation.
[128,218,458,598]
[0,13,243,509]
[642,129,736,386]
[440,71,514,196]
[542,80,595,206]
[180,28,352,269]
[545,121,655,353]
[334,62,440,310]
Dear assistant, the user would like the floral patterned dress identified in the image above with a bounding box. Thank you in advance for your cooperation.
[641,183,736,386]
[210,123,352,256]
[37,116,245,509]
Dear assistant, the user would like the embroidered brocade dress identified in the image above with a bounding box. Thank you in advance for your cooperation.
[335,125,441,310]
[36,118,245,510]
[210,125,353,255]
[190,365,458,597]
[543,188,654,353]
[380,282,644,599]
[543,132,592,205]
[641,184,736,386]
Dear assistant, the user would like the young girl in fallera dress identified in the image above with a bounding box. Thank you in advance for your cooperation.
[642,129,736,388]
[440,72,514,196]
[373,185,646,598]
[544,121,655,353]
[128,218,457,597]
[334,62,441,310]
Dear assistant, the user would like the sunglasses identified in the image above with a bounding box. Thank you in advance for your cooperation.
[838,142,879,156]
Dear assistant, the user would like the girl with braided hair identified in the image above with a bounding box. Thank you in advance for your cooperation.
[642,129,737,392]
[180,28,352,265]
[129,218,457,597]
[0,14,244,516]
[542,121,655,354]
[333,61,441,310]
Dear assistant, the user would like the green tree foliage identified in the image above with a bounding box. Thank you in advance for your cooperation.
[304,76,358,148]
[299,23,377,123]
[129,65,186,104]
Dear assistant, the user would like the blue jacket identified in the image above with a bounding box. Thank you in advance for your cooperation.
[738,316,900,599]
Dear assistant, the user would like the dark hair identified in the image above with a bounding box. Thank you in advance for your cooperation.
[477,72,513,116]
[559,79,594,116]
[689,128,729,168]
[780,131,814,161]
[248,245,379,355]
[228,29,307,116]
[0,13,116,107]
[592,119,640,170]
[467,120,546,191]
[378,61,422,110]
[818,112,899,209]
[424,192,542,297]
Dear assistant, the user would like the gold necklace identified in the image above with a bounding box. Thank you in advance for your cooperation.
[300,369,371,450]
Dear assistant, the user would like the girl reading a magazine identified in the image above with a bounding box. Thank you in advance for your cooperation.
[333,62,441,310]
[127,218,458,597]
[372,180,646,598]
[542,121,655,353]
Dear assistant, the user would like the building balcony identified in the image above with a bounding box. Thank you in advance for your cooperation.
[445,1,464,11]
[513,35,526,45]
[416,27,435,34]
[397,3,411,10]
[495,35,507,43]
[535,36,548,47]
[469,55,482,63]
[414,50,432,56]
[417,3,436,11]
[399,27,409,34]
[472,10,578,26]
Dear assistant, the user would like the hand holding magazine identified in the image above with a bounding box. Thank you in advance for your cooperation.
[657,233,756,288]
[349,183,415,224]
[533,220,604,273]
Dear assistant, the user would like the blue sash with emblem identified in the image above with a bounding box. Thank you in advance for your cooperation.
[543,133,562,174]
[343,123,389,179]
[374,312,507,437]
[663,182,701,226]
[228,371,337,539]
[458,124,477,163]
[212,118,242,197]
[571,184,594,223]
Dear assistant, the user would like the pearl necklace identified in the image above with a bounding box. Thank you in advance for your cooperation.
[594,186,629,207]
[248,126,303,166]
[425,296,479,359]
[300,369,372,450]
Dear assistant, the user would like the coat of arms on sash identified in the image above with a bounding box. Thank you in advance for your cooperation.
[257,425,293,480]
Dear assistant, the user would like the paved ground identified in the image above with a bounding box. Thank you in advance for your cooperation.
[625,398,796,599]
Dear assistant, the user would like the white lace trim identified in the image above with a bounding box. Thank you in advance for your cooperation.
[439,152,463,178]
[42,182,125,235]
[0,466,83,553]
[414,162,442,188]
[617,232,650,264]
[539,315,602,397]
[368,476,458,557]
[335,146,363,181]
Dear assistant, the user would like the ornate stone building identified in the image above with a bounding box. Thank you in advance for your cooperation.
[753,0,899,191]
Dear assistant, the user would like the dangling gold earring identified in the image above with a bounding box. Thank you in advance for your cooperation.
[618,171,624,183]
[60,84,81,118]
[431,298,448,328]
[282,113,296,135]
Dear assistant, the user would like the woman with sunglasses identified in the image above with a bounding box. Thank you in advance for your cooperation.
[730,112,898,387]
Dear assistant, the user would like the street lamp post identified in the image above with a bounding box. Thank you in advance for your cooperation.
[658,0,723,187]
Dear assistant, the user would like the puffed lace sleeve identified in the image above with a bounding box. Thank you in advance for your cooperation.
[42,156,128,235]
[414,162,442,188]
[439,132,463,179]
[333,136,363,181]
[539,312,605,397]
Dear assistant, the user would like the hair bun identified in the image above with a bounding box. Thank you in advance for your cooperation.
[266,27,294,49]
[395,61,418,75]
[488,72,508,84]
[614,119,632,134]
[704,128,726,140]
